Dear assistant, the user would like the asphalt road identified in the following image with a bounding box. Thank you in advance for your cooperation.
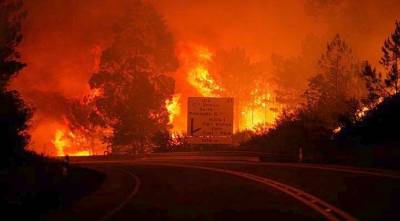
[41,154,400,221]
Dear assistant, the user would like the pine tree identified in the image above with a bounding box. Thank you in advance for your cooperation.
[361,21,400,104]
[303,35,364,129]
[380,21,400,95]
[361,61,390,104]
[318,35,355,100]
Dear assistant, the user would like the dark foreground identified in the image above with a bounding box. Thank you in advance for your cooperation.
[34,154,400,221]
[2,165,104,220]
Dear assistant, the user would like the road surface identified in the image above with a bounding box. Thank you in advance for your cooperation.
[41,153,400,221]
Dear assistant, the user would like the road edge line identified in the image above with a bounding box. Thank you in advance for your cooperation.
[138,162,358,221]
[98,167,141,221]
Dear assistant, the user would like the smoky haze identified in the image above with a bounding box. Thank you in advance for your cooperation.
[11,0,400,154]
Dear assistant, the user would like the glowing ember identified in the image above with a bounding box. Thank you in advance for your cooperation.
[356,97,384,120]
[87,88,103,100]
[333,126,342,134]
[356,106,370,119]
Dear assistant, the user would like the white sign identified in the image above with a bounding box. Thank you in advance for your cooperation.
[187,97,234,144]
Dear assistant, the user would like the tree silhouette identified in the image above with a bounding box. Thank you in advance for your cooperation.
[212,48,259,130]
[270,35,324,110]
[0,0,32,167]
[380,21,400,95]
[361,61,390,104]
[88,0,178,153]
[359,21,400,105]
[337,21,400,166]
[303,35,364,129]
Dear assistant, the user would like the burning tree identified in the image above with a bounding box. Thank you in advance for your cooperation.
[270,35,324,111]
[211,48,279,130]
[88,0,178,153]
[303,35,366,129]
[0,0,32,166]
[64,90,111,155]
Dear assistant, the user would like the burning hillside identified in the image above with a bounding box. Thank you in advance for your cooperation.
[9,0,400,156]
[172,44,281,133]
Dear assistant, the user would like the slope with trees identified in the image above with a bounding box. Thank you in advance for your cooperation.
[244,35,367,162]
[336,21,400,167]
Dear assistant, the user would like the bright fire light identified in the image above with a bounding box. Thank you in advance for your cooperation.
[166,94,181,125]
[70,150,91,156]
[243,89,279,130]
[52,130,67,156]
[180,45,281,132]
[51,129,91,156]
[187,46,223,97]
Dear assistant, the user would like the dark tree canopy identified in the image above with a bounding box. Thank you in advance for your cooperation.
[340,21,400,149]
[303,35,365,129]
[339,94,400,146]
[243,23,400,167]
[362,21,400,102]
[0,0,31,166]
[361,61,389,104]
[211,48,260,130]
[0,0,26,87]
[88,0,178,152]
[380,21,400,95]
[212,48,257,100]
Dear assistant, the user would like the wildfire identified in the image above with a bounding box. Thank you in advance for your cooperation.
[187,46,223,97]
[166,94,181,125]
[177,44,281,132]
[42,41,284,157]
[333,126,342,134]
[52,130,67,156]
[51,129,92,156]
[356,97,384,120]
[71,150,91,156]
[238,85,280,131]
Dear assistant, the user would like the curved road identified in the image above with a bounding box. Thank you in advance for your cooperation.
[42,156,400,221]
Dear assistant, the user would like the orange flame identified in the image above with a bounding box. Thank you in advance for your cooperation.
[52,129,67,156]
[166,94,181,125]
[173,44,281,133]
[241,88,280,131]
[71,150,91,156]
[187,46,223,97]
[52,129,91,156]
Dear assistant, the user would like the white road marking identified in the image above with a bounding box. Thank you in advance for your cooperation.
[98,167,141,221]
[136,162,358,221]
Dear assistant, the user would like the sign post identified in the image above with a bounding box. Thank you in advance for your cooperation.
[187,97,234,144]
